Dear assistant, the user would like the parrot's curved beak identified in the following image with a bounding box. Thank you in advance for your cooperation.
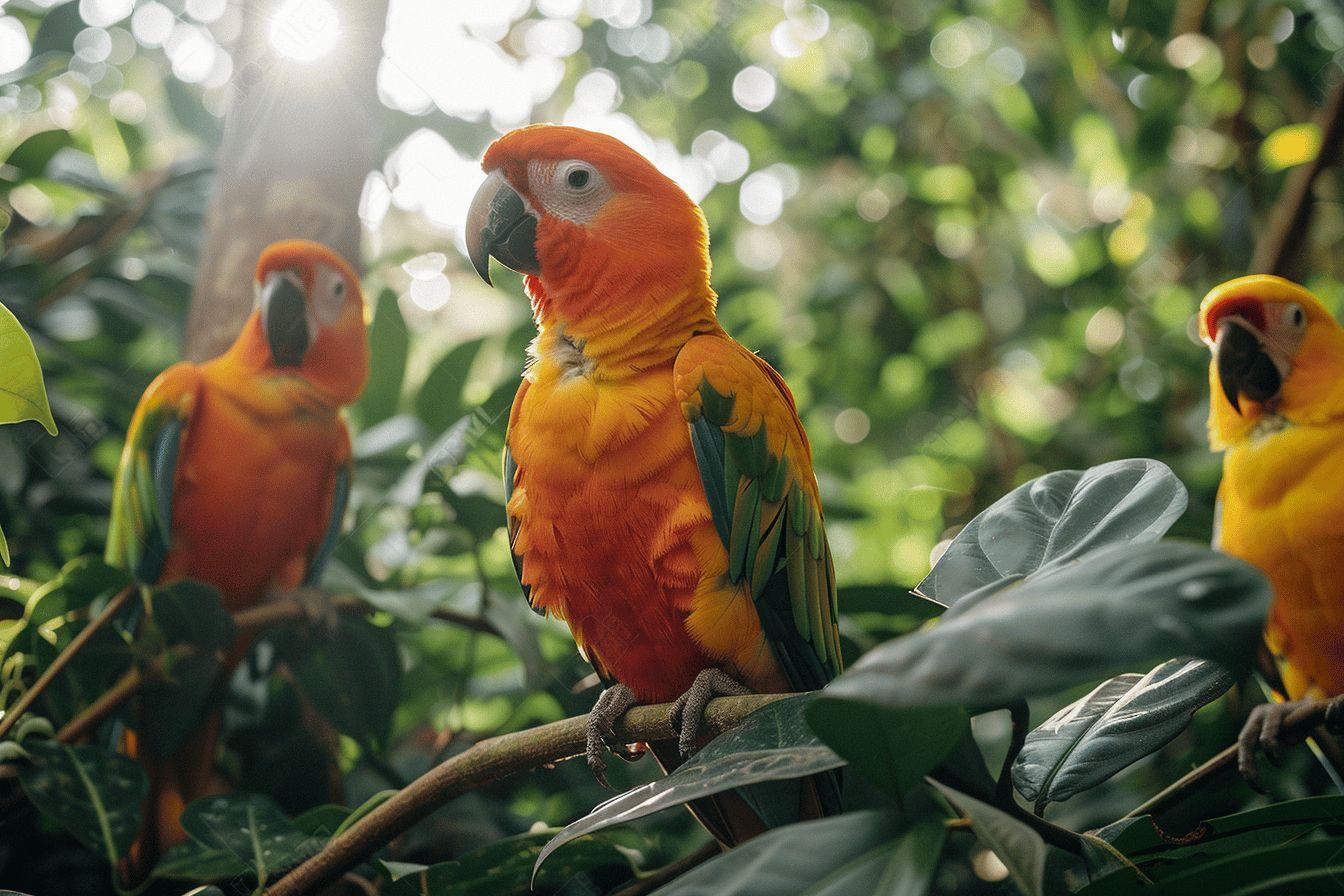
[465,170,540,286]
[260,273,311,367]
[1214,316,1282,414]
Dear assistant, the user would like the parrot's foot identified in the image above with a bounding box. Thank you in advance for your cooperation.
[669,669,753,758]
[287,586,341,637]
[586,683,642,790]
[1237,696,1344,791]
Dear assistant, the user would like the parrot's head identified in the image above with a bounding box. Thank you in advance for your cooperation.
[1199,274,1344,448]
[245,239,370,405]
[465,124,713,330]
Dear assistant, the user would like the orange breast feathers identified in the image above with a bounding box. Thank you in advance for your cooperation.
[162,362,349,612]
[1217,423,1344,699]
[505,348,786,704]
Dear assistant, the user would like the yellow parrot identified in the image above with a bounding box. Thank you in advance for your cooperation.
[1199,274,1344,782]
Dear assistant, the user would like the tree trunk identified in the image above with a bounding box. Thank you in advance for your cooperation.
[184,0,390,361]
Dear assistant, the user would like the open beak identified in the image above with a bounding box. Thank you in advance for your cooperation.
[1214,316,1282,414]
[260,274,311,367]
[465,170,540,286]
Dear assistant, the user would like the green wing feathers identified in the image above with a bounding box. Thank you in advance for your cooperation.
[678,338,841,693]
[106,364,199,584]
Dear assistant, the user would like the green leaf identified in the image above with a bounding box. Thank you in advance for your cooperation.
[18,740,147,863]
[22,557,129,631]
[356,289,409,427]
[177,793,323,887]
[931,780,1048,896]
[537,696,844,872]
[388,830,640,896]
[1081,840,1344,895]
[1088,796,1344,888]
[4,130,73,178]
[0,301,57,560]
[918,459,1187,605]
[151,844,251,883]
[806,698,968,798]
[1014,658,1234,810]
[29,1,83,56]
[653,810,945,896]
[137,652,222,758]
[826,542,1269,713]
[415,337,486,432]
[149,579,235,649]
[294,615,402,746]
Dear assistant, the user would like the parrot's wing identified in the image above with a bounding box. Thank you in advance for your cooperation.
[106,363,201,583]
[503,378,537,613]
[304,425,353,586]
[675,333,841,692]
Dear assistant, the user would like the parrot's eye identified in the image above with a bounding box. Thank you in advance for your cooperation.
[1289,304,1306,329]
[530,158,612,224]
[313,264,349,326]
[559,161,597,193]
[566,167,590,189]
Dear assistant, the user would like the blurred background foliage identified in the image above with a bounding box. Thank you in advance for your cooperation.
[0,0,1342,891]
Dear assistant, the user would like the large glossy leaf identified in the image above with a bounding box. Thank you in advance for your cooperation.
[806,698,968,798]
[148,579,235,650]
[22,557,129,631]
[1014,658,1234,810]
[931,781,1048,896]
[174,794,324,886]
[825,542,1268,713]
[537,696,844,873]
[654,810,946,896]
[415,337,486,433]
[1082,839,1344,895]
[19,740,147,863]
[387,831,639,896]
[917,459,1186,605]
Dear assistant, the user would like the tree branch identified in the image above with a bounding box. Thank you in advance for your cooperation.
[263,693,796,896]
[1252,76,1344,276]
[50,589,497,745]
[0,585,137,741]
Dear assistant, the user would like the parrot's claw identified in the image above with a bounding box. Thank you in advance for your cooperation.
[586,683,641,789]
[1237,696,1344,791]
[669,669,753,758]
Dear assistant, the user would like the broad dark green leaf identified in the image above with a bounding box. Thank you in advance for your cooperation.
[137,652,222,758]
[388,830,639,896]
[1014,658,1234,810]
[931,781,1048,896]
[151,845,251,883]
[655,810,945,896]
[177,793,323,886]
[29,2,83,56]
[1081,839,1344,895]
[537,696,844,872]
[19,740,147,863]
[356,289,409,427]
[390,412,487,507]
[4,130,72,180]
[1088,795,1344,888]
[826,542,1269,712]
[295,615,402,746]
[917,459,1186,605]
[806,697,968,798]
[149,579,235,649]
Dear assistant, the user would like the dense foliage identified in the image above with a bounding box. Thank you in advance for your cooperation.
[1,0,1343,894]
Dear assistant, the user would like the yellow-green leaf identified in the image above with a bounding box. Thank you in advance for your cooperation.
[0,301,56,435]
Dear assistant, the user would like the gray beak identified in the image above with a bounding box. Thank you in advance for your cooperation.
[260,274,311,367]
[1214,317,1282,414]
[465,170,540,286]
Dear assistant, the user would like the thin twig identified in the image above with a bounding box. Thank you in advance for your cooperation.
[1253,76,1344,276]
[0,585,137,741]
[1122,746,1236,821]
[50,590,496,745]
[263,693,796,896]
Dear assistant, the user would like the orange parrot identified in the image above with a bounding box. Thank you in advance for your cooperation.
[1199,275,1344,782]
[106,239,369,860]
[466,125,841,844]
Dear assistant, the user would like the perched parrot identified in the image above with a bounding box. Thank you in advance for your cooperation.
[106,239,369,861]
[466,124,842,845]
[1199,274,1344,782]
